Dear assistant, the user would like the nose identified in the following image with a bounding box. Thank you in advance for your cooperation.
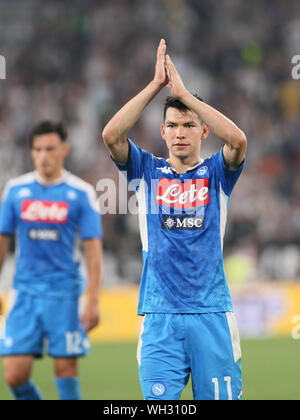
[36,149,49,165]
[176,126,185,139]
[39,150,48,161]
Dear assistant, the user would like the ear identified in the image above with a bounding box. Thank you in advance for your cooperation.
[160,123,166,142]
[63,143,71,157]
[201,124,210,141]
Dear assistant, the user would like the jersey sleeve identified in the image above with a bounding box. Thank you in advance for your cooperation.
[0,183,16,235]
[79,187,103,240]
[214,146,245,196]
[112,138,151,192]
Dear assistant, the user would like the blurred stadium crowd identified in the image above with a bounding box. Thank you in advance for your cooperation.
[0,0,299,284]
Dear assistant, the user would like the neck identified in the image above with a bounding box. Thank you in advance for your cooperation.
[36,169,66,185]
[167,156,203,174]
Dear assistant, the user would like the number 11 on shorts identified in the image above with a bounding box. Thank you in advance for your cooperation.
[212,376,232,400]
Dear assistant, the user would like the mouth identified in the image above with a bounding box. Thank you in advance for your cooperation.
[40,162,50,169]
[174,143,189,148]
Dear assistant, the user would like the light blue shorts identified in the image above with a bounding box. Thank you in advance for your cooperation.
[0,289,90,358]
[137,312,242,400]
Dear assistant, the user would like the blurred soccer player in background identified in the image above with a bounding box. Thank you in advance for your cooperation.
[0,121,102,400]
[102,39,247,400]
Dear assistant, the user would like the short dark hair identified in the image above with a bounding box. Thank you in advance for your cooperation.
[163,94,203,121]
[28,120,68,148]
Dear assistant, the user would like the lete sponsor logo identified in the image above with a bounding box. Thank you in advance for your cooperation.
[21,200,69,223]
[156,178,209,209]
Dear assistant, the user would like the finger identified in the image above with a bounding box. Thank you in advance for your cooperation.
[166,55,176,73]
[80,312,89,329]
[86,318,99,333]
[165,61,171,78]
[158,38,166,48]
[80,319,88,332]
[165,59,174,78]
[157,39,166,58]
[166,54,178,69]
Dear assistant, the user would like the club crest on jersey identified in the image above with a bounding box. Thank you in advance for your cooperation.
[21,200,69,223]
[151,382,166,397]
[156,178,209,209]
[197,165,208,176]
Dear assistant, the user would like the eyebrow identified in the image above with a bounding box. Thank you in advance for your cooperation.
[32,145,56,150]
[165,120,198,125]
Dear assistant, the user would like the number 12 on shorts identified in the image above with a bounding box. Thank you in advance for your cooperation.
[212,376,232,400]
[65,331,82,354]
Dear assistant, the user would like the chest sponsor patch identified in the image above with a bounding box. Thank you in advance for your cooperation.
[28,228,60,241]
[21,200,69,224]
[161,214,204,230]
[156,178,209,209]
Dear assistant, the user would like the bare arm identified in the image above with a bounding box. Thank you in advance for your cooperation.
[166,55,247,168]
[80,238,102,332]
[102,39,169,163]
[0,234,11,314]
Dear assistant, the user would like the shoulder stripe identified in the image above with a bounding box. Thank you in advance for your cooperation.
[1,172,35,201]
[136,176,148,252]
[219,182,229,251]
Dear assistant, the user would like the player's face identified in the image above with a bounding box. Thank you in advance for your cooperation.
[31,133,70,181]
[161,107,209,162]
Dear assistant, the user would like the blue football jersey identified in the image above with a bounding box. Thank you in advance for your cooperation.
[0,171,102,296]
[114,139,244,315]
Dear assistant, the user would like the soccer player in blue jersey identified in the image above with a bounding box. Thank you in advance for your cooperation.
[0,121,102,400]
[102,39,247,400]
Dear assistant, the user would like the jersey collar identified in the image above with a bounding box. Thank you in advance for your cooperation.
[34,169,69,186]
[166,158,204,174]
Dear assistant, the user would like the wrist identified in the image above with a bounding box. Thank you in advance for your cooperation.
[150,79,165,92]
[175,88,191,103]
[85,293,99,304]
